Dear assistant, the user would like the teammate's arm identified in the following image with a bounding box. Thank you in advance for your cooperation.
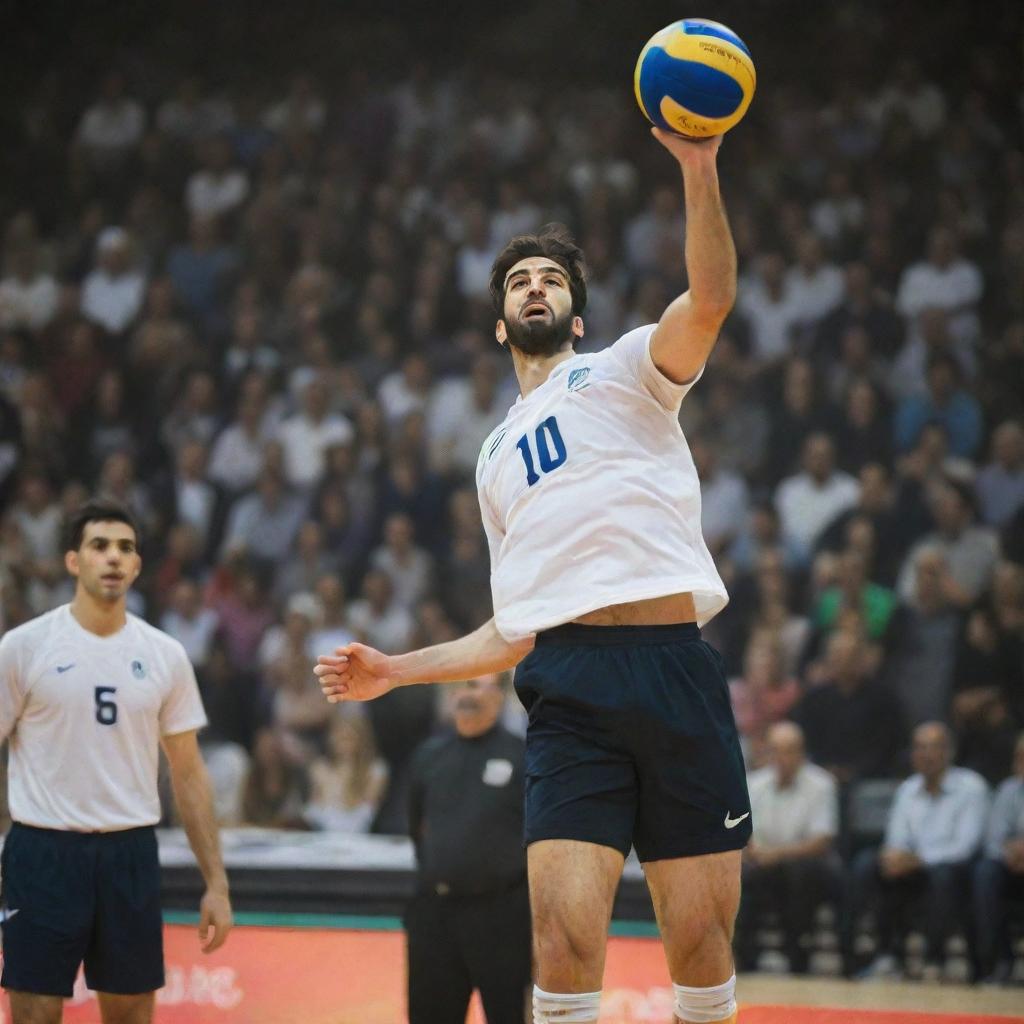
[315,616,533,703]
[161,728,233,952]
[648,129,737,384]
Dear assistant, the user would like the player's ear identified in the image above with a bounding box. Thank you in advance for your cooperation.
[495,319,508,347]
[571,316,584,341]
[64,550,79,578]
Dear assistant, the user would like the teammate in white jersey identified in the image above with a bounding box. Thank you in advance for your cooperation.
[317,129,747,1024]
[0,499,232,1024]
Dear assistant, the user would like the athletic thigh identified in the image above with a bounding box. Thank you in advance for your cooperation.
[85,829,164,996]
[644,850,742,987]
[631,639,752,862]
[528,839,624,991]
[1,824,95,998]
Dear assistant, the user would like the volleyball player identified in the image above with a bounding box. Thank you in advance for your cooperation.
[0,499,232,1024]
[317,128,747,1024]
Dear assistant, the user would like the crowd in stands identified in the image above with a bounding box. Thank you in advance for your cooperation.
[0,1,1021,982]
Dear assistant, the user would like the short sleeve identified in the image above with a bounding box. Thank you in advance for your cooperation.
[159,641,208,737]
[0,633,27,743]
[610,324,704,412]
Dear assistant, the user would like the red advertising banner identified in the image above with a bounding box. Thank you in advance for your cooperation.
[4,926,1020,1023]
[0,925,677,1024]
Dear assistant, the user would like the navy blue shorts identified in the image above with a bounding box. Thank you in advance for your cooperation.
[513,622,752,862]
[1,823,164,997]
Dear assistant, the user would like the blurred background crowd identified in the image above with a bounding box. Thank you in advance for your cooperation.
[0,0,1021,980]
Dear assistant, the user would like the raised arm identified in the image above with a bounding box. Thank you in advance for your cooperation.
[315,616,534,704]
[649,129,737,384]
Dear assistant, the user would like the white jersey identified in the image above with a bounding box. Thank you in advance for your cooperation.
[477,324,727,641]
[0,604,207,831]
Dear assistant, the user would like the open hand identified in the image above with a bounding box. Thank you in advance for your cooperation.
[651,126,723,167]
[315,642,395,703]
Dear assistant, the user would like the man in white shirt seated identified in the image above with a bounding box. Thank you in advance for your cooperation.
[775,433,860,562]
[735,722,840,974]
[851,721,989,981]
[972,732,1024,984]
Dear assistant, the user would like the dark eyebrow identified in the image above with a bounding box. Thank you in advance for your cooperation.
[505,264,568,287]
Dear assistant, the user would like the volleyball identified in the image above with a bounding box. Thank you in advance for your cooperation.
[634,18,756,138]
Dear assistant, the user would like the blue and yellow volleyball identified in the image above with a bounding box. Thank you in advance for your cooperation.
[634,19,756,138]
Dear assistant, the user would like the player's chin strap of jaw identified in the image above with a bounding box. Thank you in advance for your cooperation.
[532,986,601,1023]
[673,973,738,1023]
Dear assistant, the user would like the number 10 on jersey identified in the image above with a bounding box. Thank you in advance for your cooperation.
[516,416,567,487]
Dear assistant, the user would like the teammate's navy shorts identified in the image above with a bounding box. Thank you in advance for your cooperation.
[1,823,164,996]
[513,622,752,861]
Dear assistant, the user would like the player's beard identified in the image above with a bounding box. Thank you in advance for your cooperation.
[504,307,574,357]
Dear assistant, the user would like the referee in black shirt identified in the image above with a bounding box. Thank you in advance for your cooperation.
[406,673,530,1024]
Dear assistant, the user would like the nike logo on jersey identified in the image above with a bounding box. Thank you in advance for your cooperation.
[724,811,750,829]
[56,663,75,673]
[0,907,20,922]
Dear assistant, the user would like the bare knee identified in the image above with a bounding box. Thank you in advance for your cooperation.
[97,992,155,1024]
[532,904,607,991]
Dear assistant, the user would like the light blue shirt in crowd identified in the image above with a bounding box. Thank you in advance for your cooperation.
[885,766,989,865]
[985,776,1024,862]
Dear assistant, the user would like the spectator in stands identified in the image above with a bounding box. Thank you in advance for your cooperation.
[266,598,333,756]
[972,732,1024,983]
[691,436,750,558]
[975,420,1024,529]
[813,548,895,643]
[729,633,801,769]
[208,388,273,496]
[785,231,845,341]
[241,728,309,829]
[896,227,983,348]
[74,71,146,168]
[776,433,860,562]
[951,563,1024,782]
[793,628,906,783]
[370,513,434,612]
[763,358,834,485]
[307,572,355,657]
[884,547,962,728]
[185,134,250,220]
[737,252,796,366]
[304,714,388,833]
[896,476,1000,609]
[894,353,984,459]
[737,722,840,974]
[166,214,237,326]
[160,578,220,674]
[0,240,58,332]
[220,465,306,564]
[276,374,354,489]
[852,722,989,981]
[80,227,147,337]
[833,377,892,474]
[815,261,902,359]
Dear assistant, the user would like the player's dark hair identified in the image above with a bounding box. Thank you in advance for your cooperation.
[489,223,588,319]
[65,497,140,553]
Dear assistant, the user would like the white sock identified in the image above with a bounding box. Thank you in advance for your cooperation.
[673,974,737,1023]
[532,985,601,1023]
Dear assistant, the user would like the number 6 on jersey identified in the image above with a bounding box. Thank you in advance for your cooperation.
[515,416,567,487]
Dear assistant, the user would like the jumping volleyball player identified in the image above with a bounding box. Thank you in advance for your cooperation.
[316,127,748,1024]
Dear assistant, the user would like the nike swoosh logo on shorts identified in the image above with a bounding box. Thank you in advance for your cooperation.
[0,908,20,922]
[724,812,749,829]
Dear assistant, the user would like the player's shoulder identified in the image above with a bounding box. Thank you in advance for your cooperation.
[0,605,70,651]
[127,613,192,665]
